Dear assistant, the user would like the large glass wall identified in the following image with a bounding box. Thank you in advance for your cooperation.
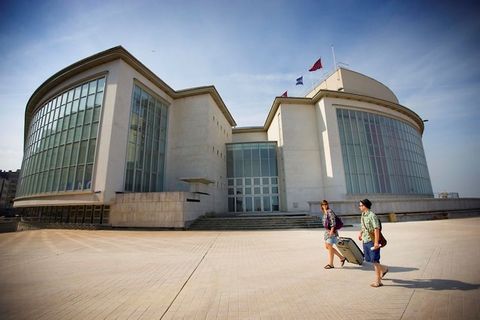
[124,84,168,192]
[17,77,105,196]
[337,108,433,195]
[227,142,279,212]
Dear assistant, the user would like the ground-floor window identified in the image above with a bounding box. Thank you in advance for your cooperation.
[18,205,110,225]
[226,142,279,213]
[227,177,279,212]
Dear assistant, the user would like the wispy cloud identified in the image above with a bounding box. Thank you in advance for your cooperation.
[0,0,479,196]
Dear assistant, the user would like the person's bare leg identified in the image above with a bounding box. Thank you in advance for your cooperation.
[373,263,383,285]
[326,243,334,266]
[332,247,344,261]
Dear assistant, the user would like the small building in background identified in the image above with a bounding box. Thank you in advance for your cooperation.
[1,170,20,216]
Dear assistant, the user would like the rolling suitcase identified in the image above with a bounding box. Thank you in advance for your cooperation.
[336,237,364,265]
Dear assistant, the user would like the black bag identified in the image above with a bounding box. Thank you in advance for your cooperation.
[334,214,344,230]
[324,211,344,230]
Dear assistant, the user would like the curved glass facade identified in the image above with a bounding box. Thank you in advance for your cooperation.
[227,142,279,212]
[124,84,168,192]
[18,77,105,196]
[337,108,433,195]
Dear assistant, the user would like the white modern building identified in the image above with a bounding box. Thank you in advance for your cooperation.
[14,46,478,228]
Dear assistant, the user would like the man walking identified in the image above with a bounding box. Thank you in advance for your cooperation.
[358,199,388,287]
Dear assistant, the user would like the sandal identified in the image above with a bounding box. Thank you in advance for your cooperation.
[370,282,383,288]
[324,264,334,269]
[340,258,346,267]
[382,268,389,278]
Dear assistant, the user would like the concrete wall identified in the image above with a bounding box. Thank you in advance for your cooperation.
[166,93,230,214]
[205,95,232,213]
[266,109,286,210]
[309,198,480,216]
[232,131,267,143]
[314,97,349,201]
[278,103,324,211]
[110,192,210,228]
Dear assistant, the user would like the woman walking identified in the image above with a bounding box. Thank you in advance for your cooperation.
[321,200,346,269]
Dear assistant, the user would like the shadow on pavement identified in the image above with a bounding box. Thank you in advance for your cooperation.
[388,278,480,291]
[343,265,419,274]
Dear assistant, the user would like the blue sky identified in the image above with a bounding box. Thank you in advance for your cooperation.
[1,0,479,197]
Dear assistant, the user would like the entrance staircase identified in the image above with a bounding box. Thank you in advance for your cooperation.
[188,213,324,230]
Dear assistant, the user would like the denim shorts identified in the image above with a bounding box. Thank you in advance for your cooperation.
[325,236,338,245]
[363,241,381,263]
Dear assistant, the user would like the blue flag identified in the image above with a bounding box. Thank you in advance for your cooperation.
[296,76,303,85]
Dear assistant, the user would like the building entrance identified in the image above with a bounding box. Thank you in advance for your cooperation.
[227,142,279,213]
[229,177,279,212]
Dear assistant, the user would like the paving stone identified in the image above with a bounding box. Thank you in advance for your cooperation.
[0,218,479,319]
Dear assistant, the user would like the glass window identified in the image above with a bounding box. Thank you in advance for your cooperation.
[124,84,168,192]
[226,142,279,212]
[337,108,432,196]
[17,77,105,196]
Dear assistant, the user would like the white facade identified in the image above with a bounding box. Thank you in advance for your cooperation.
[15,46,438,227]
[232,68,432,212]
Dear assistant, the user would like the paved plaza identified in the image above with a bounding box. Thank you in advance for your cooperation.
[0,217,479,319]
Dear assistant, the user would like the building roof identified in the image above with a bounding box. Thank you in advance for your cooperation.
[306,67,400,104]
[262,90,425,134]
[233,68,425,135]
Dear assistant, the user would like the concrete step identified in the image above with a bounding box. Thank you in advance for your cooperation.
[188,215,325,230]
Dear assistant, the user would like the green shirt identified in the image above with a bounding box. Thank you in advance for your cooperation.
[360,210,380,243]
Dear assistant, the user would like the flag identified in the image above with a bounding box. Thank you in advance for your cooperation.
[281,91,288,97]
[296,76,303,85]
[308,58,322,72]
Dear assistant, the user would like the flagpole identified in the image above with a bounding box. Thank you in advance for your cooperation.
[331,45,337,71]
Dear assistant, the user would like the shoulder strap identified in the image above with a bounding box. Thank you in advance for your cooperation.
[361,213,366,229]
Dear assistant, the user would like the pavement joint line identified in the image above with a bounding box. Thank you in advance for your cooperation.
[400,288,416,320]
[159,232,221,320]
[399,244,437,320]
